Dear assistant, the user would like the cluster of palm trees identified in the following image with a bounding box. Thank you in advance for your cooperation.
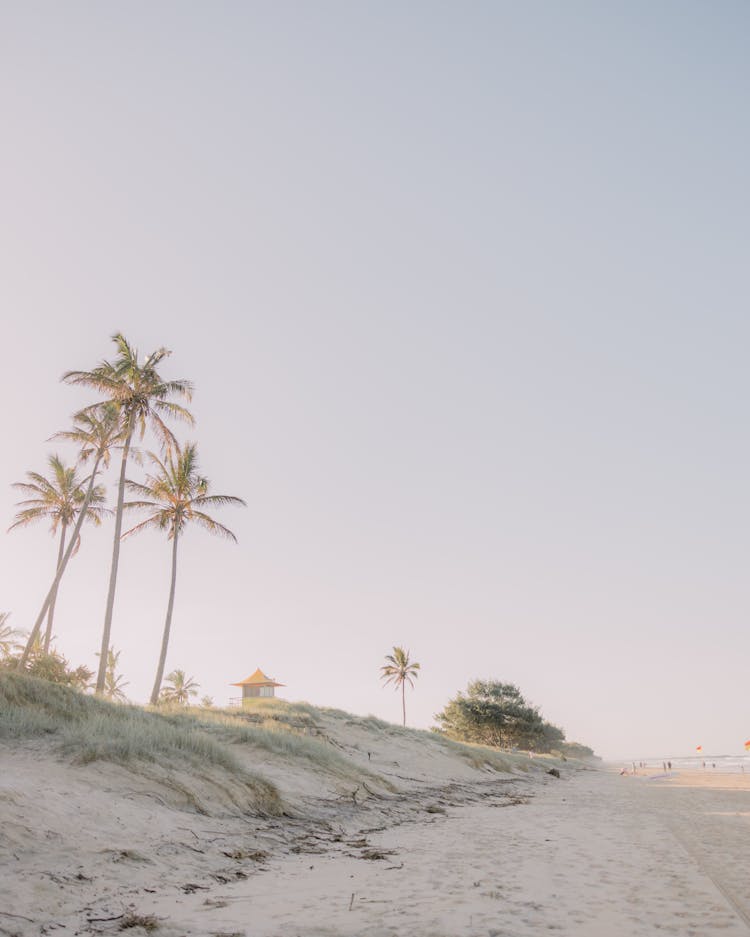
[7,333,245,704]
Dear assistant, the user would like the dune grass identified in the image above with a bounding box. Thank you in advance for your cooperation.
[0,672,389,793]
[0,671,536,813]
[0,670,283,813]
[215,697,527,776]
[166,703,391,785]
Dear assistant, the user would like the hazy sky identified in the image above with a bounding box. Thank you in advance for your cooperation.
[1,2,748,761]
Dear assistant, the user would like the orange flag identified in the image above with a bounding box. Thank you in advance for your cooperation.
[696,745,703,752]
[744,740,750,751]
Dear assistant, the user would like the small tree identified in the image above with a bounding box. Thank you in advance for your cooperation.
[380,646,420,726]
[159,669,199,706]
[0,613,24,660]
[434,680,565,752]
[97,647,129,702]
[199,695,215,709]
[5,638,93,690]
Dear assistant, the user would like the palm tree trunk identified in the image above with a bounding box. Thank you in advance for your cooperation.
[43,524,67,652]
[149,530,179,706]
[19,454,104,667]
[402,681,406,726]
[95,423,133,694]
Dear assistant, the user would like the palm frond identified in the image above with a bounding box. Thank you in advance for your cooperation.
[121,515,167,539]
[193,494,247,508]
[190,511,238,541]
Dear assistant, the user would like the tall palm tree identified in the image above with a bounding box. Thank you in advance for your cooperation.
[19,404,122,666]
[63,334,194,694]
[10,455,108,652]
[159,669,200,706]
[121,442,244,705]
[380,646,421,726]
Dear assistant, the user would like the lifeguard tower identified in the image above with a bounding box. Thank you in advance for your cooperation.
[230,668,285,707]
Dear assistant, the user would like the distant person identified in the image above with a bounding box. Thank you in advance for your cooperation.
[667,761,672,771]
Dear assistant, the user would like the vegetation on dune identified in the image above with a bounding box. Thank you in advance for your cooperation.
[0,672,390,798]
[3,334,595,764]
[159,668,200,706]
[98,647,129,701]
[179,701,392,784]
[121,442,245,705]
[0,670,281,814]
[434,680,566,753]
[380,646,420,726]
[8,333,244,708]
[4,637,93,690]
[0,612,23,658]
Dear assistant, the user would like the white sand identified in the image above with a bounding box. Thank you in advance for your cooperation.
[2,728,750,937]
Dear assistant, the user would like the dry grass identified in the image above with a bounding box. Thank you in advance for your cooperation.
[169,703,391,785]
[0,670,283,814]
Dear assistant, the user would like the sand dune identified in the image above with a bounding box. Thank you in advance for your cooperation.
[2,692,749,936]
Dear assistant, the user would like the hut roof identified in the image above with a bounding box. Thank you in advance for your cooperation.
[230,667,285,687]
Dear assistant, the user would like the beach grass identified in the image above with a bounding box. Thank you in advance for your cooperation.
[0,670,282,814]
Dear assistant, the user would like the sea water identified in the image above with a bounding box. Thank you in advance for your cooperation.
[633,754,750,773]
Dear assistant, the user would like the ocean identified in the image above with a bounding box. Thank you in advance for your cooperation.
[627,753,750,773]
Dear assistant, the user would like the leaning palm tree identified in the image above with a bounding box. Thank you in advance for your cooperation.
[18,404,122,666]
[159,669,199,706]
[63,334,194,694]
[380,646,421,726]
[121,442,245,705]
[10,455,108,652]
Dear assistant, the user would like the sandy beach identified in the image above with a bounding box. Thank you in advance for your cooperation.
[2,703,750,937]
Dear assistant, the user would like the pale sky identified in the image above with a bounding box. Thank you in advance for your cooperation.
[1,2,748,761]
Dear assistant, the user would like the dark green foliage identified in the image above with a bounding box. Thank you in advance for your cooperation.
[434,680,566,753]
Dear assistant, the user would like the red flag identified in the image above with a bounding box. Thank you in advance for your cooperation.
[696,745,702,752]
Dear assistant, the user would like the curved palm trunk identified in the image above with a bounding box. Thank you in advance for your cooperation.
[150,530,180,706]
[402,681,406,726]
[95,423,133,694]
[19,454,104,667]
[43,524,67,652]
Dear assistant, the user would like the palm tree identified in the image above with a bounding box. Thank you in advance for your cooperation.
[63,334,194,694]
[10,455,108,652]
[121,442,245,705]
[97,647,129,702]
[380,646,421,726]
[18,404,122,665]
[0,612,24,660]
[159,669,200,706]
